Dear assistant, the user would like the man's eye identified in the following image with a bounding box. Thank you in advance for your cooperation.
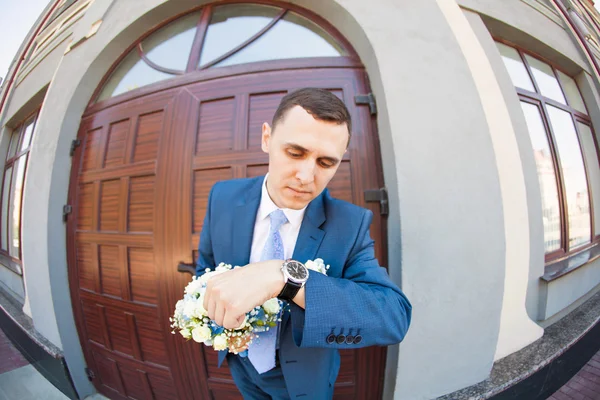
[288,152,302,158]
[319,161,334,168]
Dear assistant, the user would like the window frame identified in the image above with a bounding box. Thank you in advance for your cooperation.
[89,0,361,110]
[496,38,600,263]
[0,109,39,275]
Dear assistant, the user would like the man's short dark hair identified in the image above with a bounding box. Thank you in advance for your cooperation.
[271,88,352,146]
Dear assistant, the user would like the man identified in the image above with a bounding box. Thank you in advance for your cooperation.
[196,88,411,399]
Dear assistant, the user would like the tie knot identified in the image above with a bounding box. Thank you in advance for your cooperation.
[269,209,288,231]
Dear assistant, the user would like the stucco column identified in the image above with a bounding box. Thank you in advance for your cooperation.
[437,0,543,361]
[334,0,506,398]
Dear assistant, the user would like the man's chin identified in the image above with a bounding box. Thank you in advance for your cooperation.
[280,195,311,210]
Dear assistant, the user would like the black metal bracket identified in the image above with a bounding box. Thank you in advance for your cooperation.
[85,367,95,381]
[63,205,72,222]
[70,139,81,157]
[354,93,377,115]
[364,188,388,216]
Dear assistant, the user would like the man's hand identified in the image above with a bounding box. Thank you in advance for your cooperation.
[203,260,285,329]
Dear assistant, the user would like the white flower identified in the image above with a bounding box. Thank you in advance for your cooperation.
[263,298,281,314]
[213,334,228,350]
[215,262,233,272]
[191,326,212,343]
[184,277,204,295]
[182,300,196,319]
[305,258,329,275]
[193,293,207,318]
[175,299,185,314]
[180,329,192,339]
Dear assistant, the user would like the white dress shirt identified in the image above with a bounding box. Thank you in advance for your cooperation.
[249,175,307,263]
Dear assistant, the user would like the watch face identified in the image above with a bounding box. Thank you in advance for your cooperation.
[286,261,308,281]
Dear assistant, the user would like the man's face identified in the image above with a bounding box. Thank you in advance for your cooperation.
[261,105,348,210]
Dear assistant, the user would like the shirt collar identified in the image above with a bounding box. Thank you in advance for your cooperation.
[258,174,307,228]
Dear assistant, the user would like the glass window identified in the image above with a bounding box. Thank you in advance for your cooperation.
[1,112,38,265]
[556,70,587,114]
[496,42,535,92]
[97,5,347,100]
[499,41,599,258]
[141,11,200,71]
[1,167,12,251]
[198,4,282,67]
[19,120,35,152]
[97,50,175,101]
[546,105,591,248]
[7,131,20,160]
[9,158,26,258]
[521,102,562,252]
[524,54,567,104]
[213,11,345,68]
[576,122,600,236]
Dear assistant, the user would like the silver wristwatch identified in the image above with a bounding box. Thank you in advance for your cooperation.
[277,259,309,302]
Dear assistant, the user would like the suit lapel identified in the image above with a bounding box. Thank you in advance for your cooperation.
[292,192,326,264]
[231,177,262,267]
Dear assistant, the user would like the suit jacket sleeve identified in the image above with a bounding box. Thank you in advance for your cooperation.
[196,184,217,276]
[289,209,412,348]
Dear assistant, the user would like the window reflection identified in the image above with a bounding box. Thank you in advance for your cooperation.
[525,55,567,104]
[98,50,175,101]
[496,42,535,92]
[19,120,35,152]
[576,122,600,236]
[214,11,345,68]
[199,4,281,67]
[1,167,12,251]
[520,102,562,252]
[7,131,20,160]
[557,71,587,114]
[141,11,200,71]
[9,158,26,258]
[546,105,591,248]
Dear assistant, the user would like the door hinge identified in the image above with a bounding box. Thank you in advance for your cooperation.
[63,205,72,222]
[70,139,81,156]
[85,367,95,381]
[364,188,388,216]
[354,93,377,115]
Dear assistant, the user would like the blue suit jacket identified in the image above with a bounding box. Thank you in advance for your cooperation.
[196,177,411,399]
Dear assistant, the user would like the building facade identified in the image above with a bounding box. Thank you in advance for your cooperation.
[0,0,599,399]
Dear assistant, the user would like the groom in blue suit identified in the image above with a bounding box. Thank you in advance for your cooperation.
[196,88,411,399]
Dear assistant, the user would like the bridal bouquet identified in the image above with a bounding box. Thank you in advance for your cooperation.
[171,259,330,355]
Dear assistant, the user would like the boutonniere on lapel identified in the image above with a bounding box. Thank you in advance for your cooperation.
[305,258,330,275]
[171,259,329,355]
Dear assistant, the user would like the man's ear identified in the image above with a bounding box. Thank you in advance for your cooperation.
[261,122,272,153]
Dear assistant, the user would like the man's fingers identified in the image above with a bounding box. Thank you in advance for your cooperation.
[207,294,217,321]
[223,312,244,330]
[214,304,225,327]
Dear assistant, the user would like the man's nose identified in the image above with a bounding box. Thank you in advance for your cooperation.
[296,160,315,185]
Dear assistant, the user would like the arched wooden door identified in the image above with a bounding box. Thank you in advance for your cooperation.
[67,3,388,400]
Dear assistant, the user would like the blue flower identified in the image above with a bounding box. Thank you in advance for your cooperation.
[209,322,224,336]
[253,307,266,322]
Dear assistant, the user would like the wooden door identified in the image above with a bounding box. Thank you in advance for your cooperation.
[67,67,387,400]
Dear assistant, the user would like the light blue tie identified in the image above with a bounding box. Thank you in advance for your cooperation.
[248,209,287,374]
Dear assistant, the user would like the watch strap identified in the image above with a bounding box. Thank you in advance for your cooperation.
[277,280,302,302]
